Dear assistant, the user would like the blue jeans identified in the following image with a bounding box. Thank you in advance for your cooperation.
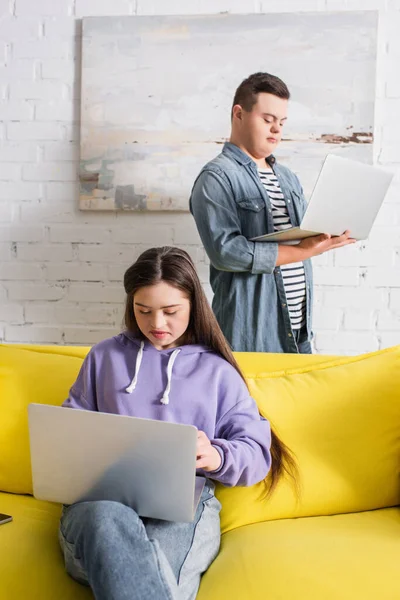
[58,483,221,600]
[293,326,312,354]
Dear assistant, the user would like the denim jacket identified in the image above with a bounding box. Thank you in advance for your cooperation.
[190,142,313,353]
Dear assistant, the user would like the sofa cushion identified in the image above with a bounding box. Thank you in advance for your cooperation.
[0,492,91,600]
[0,345,87,494]
[218,345,400,533]
[1,343,399,530]
[1,490,399,600]
[198,507,400,600]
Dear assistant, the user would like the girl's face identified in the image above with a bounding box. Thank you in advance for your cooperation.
[133,281,191,350]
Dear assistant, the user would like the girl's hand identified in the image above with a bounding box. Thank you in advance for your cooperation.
[196,430,222,472]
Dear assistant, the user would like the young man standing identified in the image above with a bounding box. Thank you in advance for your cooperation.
[190,72,354,353]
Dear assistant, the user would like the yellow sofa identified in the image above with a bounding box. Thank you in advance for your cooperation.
[1,342,400,600]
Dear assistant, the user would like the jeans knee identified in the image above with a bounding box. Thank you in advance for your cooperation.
[67,501,137,543]
[86,501,135,534]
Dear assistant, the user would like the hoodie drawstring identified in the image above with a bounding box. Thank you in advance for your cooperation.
[125,341,145,393]
[125,343,181,405]
[160,349,181,405]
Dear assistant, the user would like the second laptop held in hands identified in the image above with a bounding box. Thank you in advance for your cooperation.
[251,154,394,244]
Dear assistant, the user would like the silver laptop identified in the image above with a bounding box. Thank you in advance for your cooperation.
[28,404,205,523]
[250,154,394,244]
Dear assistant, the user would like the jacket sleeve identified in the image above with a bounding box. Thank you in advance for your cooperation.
[62,351,98,411]
[209,394,272,487]
[190,169,278,275]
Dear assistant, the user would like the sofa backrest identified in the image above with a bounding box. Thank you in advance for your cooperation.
[219,345,400,532]
[1,342,399,533]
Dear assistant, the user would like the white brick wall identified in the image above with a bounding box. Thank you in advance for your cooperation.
[0,0,399,353]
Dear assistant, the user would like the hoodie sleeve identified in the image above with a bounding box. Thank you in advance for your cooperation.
[62,350,98,411]
[209,391,272,487]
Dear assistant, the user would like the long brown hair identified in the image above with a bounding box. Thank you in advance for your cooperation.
[124,246,297,494]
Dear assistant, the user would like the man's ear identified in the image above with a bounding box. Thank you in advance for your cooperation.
[232,104,243,121]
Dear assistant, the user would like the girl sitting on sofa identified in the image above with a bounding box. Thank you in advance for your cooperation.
[59,246,295,600]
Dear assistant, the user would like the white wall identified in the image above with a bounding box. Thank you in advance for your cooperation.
[0,0,399,353]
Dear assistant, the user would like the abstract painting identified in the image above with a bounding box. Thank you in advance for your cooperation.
[80,12,377,211]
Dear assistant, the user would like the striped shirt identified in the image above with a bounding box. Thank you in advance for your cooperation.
[258,169,306,330]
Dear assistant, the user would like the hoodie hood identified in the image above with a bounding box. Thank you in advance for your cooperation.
[120,331,211,405]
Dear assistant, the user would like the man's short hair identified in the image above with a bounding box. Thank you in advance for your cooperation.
[232,72,290,116]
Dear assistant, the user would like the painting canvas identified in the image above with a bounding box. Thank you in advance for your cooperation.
[80,12,378,211]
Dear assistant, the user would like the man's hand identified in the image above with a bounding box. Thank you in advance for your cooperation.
[298,230,356,258]
[196,430,222,472]
[276,230,356,266]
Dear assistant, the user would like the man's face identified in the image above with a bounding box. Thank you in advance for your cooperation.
[233,93,288,160]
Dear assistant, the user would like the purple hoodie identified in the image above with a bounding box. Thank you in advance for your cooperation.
[63,332,271,487]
